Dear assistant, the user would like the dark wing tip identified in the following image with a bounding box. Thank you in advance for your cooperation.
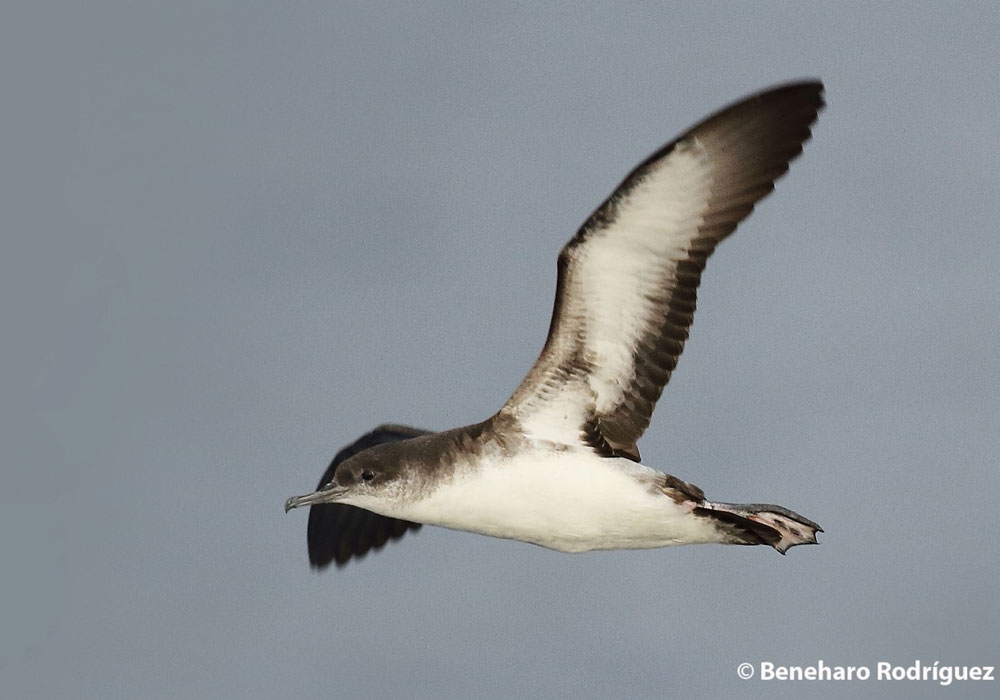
[710,79,825,118]
[620,80,824,187]
[688,79,824,156]
[304,424,432,570]
[307,504,422,569]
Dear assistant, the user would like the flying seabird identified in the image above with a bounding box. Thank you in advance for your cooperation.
[286,81,825,569]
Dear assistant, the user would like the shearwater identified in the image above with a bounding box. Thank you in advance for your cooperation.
[286,81,825,569]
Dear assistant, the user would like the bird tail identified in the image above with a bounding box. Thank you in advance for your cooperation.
[694,501,823,554]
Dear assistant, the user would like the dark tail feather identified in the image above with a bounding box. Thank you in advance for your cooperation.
[694,502,823,554]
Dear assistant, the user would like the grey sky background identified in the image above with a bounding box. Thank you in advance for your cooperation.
[3,2,999,698]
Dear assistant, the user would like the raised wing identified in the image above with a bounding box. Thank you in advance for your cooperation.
[502,82,824,458]
[306,424,431,568]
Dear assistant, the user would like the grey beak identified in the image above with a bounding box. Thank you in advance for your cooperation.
[284,483,349,513]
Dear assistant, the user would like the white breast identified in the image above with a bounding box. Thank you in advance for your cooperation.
[376,450,722,552]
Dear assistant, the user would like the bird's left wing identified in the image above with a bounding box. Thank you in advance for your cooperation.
[306,424,431,568]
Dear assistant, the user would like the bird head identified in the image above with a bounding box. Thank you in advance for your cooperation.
[285,444,409,513]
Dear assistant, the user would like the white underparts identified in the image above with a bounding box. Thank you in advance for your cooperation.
[348,449,726,553]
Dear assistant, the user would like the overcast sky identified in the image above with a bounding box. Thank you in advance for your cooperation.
[3,2,999,699]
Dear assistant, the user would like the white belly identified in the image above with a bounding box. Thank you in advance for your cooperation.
[378,451,722,552]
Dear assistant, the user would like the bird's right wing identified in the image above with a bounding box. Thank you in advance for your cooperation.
[502,82,823,459]
[306,424,432,568]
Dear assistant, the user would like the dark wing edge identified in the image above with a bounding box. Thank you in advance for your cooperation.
[306,424,432,569]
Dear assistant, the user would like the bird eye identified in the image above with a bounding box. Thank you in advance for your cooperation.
[361,470,375,483]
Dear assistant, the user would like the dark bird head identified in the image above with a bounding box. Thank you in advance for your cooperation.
[285,441,414,514]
